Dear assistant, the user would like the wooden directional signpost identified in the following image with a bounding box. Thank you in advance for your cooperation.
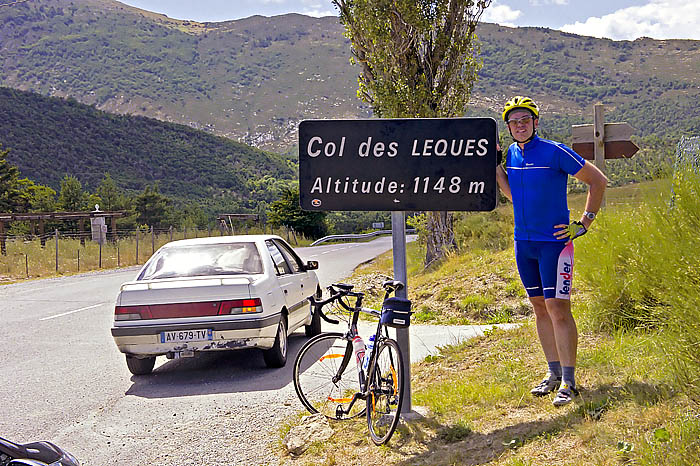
[299,118,499,411]
[571,104,639,206]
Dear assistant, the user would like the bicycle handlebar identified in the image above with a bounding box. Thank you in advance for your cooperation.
[307,279,404,324]
[307,289,343,324]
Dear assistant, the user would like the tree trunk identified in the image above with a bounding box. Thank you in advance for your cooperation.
[424,211,456,267]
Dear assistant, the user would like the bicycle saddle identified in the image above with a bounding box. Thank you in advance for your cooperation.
[333,283,354,291]
[382,280,405,291]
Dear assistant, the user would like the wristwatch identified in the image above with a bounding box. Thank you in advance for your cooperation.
[584,211,597,220]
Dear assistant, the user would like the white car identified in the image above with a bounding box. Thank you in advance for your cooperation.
[111,235,320,375]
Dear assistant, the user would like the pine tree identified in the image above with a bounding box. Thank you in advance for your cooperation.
[0,144,24,213]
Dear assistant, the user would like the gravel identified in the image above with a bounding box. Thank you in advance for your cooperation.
[50,350,308,466]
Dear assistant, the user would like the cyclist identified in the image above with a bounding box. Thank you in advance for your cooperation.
[495,96,608,406]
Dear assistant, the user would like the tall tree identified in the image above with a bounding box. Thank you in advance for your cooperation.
[268,188,328,239]
[333,0,491,265]
[0,144,24,212]
[96,173,126,211]
[1,143,58,213]
[133,184,170,228]
[16,179,57,212]
[57,175,89,211]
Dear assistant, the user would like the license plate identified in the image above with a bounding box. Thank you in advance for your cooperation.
[160,329,213,343]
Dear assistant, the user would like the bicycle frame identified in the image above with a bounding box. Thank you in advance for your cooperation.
[317,286,397,419]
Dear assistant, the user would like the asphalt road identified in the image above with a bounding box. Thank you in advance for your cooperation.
[1,235,511,465]
[0,236,405,465]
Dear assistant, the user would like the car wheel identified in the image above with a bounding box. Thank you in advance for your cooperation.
[126,355,156,375]
[263,315,288,368]
[305,289,322,337]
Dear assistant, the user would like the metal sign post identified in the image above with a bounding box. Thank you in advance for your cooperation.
[299,117,499,413]
[391,211,410,410]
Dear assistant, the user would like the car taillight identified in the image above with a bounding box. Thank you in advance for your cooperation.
[218,298,263,315]
[114,305,150,321]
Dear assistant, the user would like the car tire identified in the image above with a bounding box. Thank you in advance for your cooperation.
[305,289,322,337]
[263,316,287,368]
[126,355,156,375]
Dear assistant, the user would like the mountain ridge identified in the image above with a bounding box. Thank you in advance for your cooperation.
[1,0,698,153]
[0,85,295,212]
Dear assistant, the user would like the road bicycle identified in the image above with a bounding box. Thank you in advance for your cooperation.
[292,279,411,445]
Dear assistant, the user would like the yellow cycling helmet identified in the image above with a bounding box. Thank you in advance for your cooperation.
[502,96,539,122]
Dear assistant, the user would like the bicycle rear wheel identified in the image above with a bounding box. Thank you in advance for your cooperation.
[293,332,366,419]
[366,337,404,445]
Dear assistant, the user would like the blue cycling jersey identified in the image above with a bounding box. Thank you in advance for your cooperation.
[506,135,585,241]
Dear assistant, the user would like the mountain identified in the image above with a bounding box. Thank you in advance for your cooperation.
[0,86,295,211]
[2,0,698,156]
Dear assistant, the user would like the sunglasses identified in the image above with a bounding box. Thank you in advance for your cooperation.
[507,115,534,126]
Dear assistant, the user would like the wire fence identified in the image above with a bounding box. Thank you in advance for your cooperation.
[671,136,700,205]
[0,224,304,282]
[674,136,700,170]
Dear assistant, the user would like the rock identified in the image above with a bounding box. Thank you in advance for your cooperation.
[283,413,333,456]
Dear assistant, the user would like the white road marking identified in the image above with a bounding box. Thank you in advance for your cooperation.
[40,303,106,321]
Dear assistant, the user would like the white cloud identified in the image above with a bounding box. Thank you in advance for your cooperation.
[299,0,334,16]
[482,2,523,27]
[561,0,700,40]
[302,9,335,17]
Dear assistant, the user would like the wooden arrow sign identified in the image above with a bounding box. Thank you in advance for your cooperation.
[571,122,639,160]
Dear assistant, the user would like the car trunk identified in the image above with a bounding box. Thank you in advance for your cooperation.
[116,276,256,319]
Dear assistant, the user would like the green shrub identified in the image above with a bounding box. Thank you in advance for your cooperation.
[454,208,513,252]
[577,166,700,401]
[460,294,492,312]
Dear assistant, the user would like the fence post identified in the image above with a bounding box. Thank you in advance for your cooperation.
[136,230,139,264]
[79,218,86,247]
[151,226,155,255]
[184,226,187,239]
[25,253,28,278]
[55,229,59,272]
[117,245,120,268]
[77,249,80,272]
[99,241,102,268]
[0,221,6,256]
[169,226,173,243]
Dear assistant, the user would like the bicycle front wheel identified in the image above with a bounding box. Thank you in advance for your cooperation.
[366,337,404,445]
[293,332,365,420]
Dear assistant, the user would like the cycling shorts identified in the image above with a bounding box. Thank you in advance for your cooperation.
[514,240,574,300]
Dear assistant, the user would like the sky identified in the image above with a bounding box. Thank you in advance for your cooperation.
[116,0,700,41]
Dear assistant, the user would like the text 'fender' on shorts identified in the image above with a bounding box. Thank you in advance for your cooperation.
[555,242,574,299]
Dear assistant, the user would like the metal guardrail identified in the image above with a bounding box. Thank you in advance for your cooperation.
[310,229,416,246]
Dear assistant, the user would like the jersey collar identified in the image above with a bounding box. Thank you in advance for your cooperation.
[523,134,540,149]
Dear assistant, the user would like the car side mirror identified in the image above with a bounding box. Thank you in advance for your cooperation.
[305,260,319,271]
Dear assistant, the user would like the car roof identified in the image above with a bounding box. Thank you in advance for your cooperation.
[159,234,285,249]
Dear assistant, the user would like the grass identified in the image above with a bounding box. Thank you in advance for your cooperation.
[0,226,312,283]
[278,178,700,466]
[281,325,698,466]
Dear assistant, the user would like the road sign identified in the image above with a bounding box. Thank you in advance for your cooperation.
[571,122,639,160]
[298,118,498,212]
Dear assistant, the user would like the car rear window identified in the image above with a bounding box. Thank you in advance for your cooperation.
[139,242,263,280]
